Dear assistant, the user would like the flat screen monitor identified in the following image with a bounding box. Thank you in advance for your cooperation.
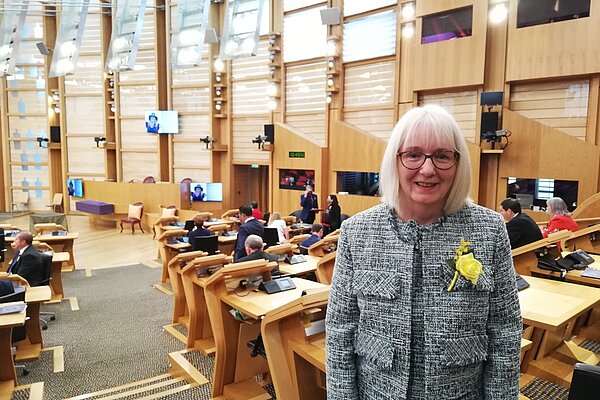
[190,182,223,202]
[480,91,503,106]
[67,179,84,198]
[279,169,315,191]
[337,171,379,196]
[517,0,590,28]
[507,177,579,212]
[144,110,179,134]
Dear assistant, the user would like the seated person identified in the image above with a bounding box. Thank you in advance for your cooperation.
[236,235,277,263]
[543,197,579,237]
[8,231,44,286]
[251,200,263,220]
[0,280,15,296]
[301,223,324,248]
[499,198,543,249]
[187,216,211,242]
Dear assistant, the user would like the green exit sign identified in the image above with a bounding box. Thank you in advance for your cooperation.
[289,151,305,158]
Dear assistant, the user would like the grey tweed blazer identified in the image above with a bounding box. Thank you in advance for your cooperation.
[325,203,522,399]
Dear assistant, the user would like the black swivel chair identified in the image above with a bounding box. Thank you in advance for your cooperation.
[290,210,303,222]
[192,235,219,255]
[340,213,350,223]
[0,286,29,375]
[263,228,279,248]
[37,252,56,329]
[568,363,600,400]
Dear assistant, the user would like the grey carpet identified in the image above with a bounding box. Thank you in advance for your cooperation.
[14,263,213,400]
[520,378,569,400]
[578,338,600,354]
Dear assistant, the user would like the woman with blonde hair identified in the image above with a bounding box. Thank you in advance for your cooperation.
[326,104,521,399]
[267,212,289,243]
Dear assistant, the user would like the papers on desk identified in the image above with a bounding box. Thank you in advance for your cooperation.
[51,230,68,236]
[0,303,26,315]
[581,267,600,280]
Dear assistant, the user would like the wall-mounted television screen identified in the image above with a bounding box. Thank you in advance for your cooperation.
[517,0,590,28]
[67,178,84,198]
[337,171,379,196]
[190,182,223,202]
[421,6,473,45]
[279,169,315,191]
[144,110,179,134]
[507,177,579,212]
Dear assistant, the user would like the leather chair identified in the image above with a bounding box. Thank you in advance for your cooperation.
[120,202,144,234]
[37,252,55,329]
[143,176,156,183]
[568,363,600,400]
[0,287,29,375]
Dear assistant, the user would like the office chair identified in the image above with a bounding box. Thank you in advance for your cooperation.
[262,228,280,247]
[192,235,219,255]
[568,363,600,400]
[289,210,303,222]
[0,287,29,375]
[38,252,56,330]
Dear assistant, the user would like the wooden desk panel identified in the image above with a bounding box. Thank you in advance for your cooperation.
[0,302,26,388]
[17,286,51,361]
[279,255,320,276]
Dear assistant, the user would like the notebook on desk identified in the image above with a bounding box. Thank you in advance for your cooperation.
[51,230,68,236]
[581,268,600,279]
[0,303,27,315]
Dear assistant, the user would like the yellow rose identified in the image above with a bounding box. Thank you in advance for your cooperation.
[455,253,483,285]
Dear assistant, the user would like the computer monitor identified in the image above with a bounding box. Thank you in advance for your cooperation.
[192,235,219,255]
[263,228,279,247]
[516,194,534,210]
[184,220,195,232]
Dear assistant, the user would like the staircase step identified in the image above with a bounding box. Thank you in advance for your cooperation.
[64,373,174,400]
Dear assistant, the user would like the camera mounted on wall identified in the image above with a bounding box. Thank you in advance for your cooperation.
[36,137,49,148]
[94,136,106,147]
[251,135,269,149]
[200,135,217,150]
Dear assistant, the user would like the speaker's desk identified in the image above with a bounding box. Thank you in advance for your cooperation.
[0,302,26,393]
[518,276,600,376]
[17,285,51,361]
[204,260,325,399]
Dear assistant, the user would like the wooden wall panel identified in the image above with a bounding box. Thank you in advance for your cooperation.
[121,152,159,183]
[271,123,326,216]
[78,180,181,213]
[285,113,326,146]
[419,90,478,142]
[66,137,105,175]
[330,120,387,173]
[506,0,600,81]
[285,62,327,113]
[231,40,270,80]
[232,81,269,115]
[7,91,46,113]
[65,97,105,134]
[337,194,380,218]
[499,109,599,206]
[232,117,271,164]
[416,0,474,16]
[172,88,210,112]
[509,80,589,140]
[343,109,395,141]
[171,143,211,173]
[120,119,158,150]
[343,61,395,108]
[414,1,487,90]
[119,85,157,116]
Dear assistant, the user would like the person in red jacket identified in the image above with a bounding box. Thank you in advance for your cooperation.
[542,197,579,238]
[250,201,263,220]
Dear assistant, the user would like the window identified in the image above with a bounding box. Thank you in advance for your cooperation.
[517,0,590,28]
[343,0,395,17]
[283,7,327,62]
[536,179,555,200]
[421,6,473,45]
[337,171,379,196]
[342,10,396,62]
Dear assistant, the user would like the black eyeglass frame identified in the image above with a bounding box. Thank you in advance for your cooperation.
[397,150,460,170]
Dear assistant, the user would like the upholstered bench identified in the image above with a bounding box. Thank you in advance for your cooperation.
[75,200,114,215]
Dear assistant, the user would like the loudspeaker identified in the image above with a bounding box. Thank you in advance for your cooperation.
[264,124,274,143]
[50,126,61,143]
[480,112,499,134]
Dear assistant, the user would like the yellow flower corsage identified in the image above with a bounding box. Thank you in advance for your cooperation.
[446,238,483,292]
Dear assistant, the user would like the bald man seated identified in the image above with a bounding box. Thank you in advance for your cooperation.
[236,235,279,274]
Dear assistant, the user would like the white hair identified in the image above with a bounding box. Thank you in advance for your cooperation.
[379,104,472,215]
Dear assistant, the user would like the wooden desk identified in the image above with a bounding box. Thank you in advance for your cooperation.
[50,252,69,302]
[0,302,26,392]
[562,224,600,254]
[158,229,188,284]
[204,260,325,399]
[512,230,572,275]
[308,235,338,258]
[262,288,330,400]
[17,286,51,361]
[288,224,312,238]
[179,254,231,354]
[279,255,321,276]
[518,276,600,381]
[529,253,600,288]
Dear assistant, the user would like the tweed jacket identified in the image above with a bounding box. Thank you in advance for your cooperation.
[325,203,522,400]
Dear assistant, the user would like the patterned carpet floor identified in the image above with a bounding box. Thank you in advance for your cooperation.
[520,378,569,400]
[14,263,214,400]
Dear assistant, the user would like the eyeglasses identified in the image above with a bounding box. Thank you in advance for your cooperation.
[397,150,459,170]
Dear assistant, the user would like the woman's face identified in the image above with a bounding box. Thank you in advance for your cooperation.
[327,196,332,204]
[397,136,457,217]
[546,203,553,215]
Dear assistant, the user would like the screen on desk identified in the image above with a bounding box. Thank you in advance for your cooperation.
[507,177,579,212]
[190,182,223,202]
[67,179,84,198]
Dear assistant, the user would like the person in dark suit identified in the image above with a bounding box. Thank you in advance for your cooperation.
[236,235,278,262]
[324,194,341,233]
[0,280,15,296]
[300,185,319,224]
[301,223,323,248]
[187,215,211,242]
[8,231,44,286]
[234,205,265,261]
[191,185,205,202]
[500,198,543,249]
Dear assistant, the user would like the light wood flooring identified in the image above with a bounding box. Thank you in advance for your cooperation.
[3,213,160,271]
